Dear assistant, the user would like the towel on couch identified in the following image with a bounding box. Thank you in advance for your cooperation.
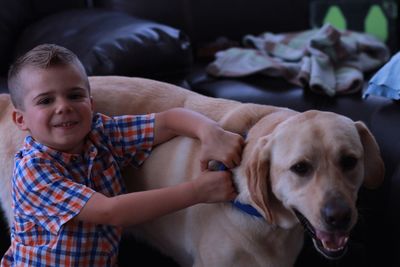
[363,51,400,100]
[207,24,390,96]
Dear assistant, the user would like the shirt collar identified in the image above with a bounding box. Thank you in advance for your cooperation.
[23,135,84,164]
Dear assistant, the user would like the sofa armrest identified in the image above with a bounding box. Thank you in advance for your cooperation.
[15,9,193,80]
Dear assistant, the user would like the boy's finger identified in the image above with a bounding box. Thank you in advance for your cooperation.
[200,161,208,171]
[223,160,235,169]
[234,154,242,166]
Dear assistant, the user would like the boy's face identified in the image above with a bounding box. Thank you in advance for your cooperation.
[13,64,93,154]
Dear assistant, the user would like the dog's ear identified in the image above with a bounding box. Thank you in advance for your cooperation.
[245,136,274,223]
[355,121,385,189]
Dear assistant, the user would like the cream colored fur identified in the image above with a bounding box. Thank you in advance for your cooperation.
[0,76,384,267]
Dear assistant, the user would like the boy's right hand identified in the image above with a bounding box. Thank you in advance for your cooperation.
[199,126,244,171]
[192,170,237,203]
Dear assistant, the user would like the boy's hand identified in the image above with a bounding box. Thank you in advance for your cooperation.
[199,125,244,171]
[192,170,237,203]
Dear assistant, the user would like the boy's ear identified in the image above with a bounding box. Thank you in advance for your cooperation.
[12,109,28,131]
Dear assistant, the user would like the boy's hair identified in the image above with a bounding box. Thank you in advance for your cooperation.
[8,43,90,109]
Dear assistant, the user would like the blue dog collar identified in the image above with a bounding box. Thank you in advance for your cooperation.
[231,200,263,218]
[216,161,263,218]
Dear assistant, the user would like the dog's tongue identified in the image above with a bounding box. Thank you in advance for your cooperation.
[316,230,348,250]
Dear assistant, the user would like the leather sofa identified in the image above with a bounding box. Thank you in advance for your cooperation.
[0,0,193,93]
[1,1,399,267]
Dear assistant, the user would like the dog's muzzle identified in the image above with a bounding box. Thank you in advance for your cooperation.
[293,209,349,260]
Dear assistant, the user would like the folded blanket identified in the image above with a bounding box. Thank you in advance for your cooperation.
[207,24,390,96]
[363,51,400,100]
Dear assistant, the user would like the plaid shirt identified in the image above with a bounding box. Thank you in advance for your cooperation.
[1,113,155,267]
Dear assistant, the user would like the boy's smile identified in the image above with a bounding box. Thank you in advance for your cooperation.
[12,63,93,154]
[53,119,80,132]
[54,121,78,129]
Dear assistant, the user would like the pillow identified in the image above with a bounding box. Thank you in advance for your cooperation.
[15,9,193,80]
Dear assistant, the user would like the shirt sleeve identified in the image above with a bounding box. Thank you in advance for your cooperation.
[101,113,155,167]
[13,156,95,234]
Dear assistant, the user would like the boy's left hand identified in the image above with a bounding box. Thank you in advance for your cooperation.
[199,125,244,171]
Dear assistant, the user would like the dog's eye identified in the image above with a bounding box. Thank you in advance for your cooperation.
[290,161,312,176]
[340,155,358,171]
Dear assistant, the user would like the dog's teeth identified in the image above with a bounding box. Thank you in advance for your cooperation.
[321,240,344,252]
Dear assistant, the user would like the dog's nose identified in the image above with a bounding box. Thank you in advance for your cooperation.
[321,198,352,231]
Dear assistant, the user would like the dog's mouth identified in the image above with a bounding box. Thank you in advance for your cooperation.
[293,209,349,260]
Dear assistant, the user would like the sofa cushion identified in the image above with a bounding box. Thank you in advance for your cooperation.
[14,9,193,80]
[29,0,88,19]
[0,0,30,75]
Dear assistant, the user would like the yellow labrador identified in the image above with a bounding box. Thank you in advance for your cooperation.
[0,76,384,267]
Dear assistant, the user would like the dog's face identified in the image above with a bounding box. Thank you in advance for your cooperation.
[245,110,384,259]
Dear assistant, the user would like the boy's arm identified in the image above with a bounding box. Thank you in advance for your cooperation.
[153,108,244,170]
[153,107,218,145]
[75,170,236,226]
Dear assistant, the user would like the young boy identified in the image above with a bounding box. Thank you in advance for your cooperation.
[1,44,244,266]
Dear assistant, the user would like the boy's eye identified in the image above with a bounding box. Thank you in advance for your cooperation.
[68,93,86,100]
[37,97,52,105]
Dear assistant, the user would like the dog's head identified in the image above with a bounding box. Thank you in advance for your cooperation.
[243,110,384,259]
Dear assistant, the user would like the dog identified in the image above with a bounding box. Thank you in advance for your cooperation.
[0,76,384,266]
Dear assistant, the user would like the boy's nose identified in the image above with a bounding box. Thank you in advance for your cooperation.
[55,99,72,113]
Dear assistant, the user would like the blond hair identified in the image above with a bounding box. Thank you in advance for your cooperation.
[8,44,89,109]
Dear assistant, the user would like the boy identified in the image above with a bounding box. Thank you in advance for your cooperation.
[1,44,243,266]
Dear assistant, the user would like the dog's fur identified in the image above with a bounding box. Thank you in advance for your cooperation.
[0,76,384,267]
